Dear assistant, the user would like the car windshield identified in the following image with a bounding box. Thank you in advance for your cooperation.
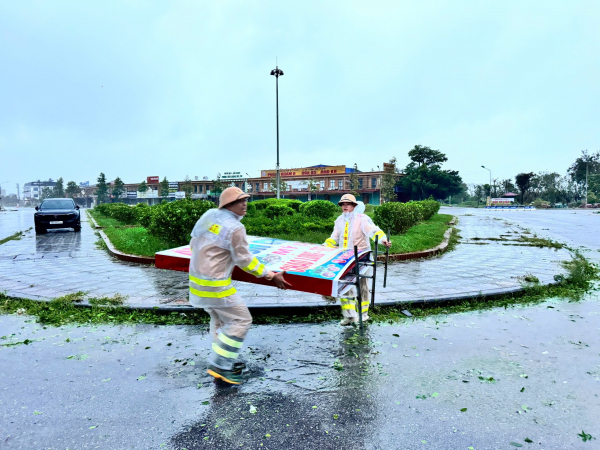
[40,200,75,210]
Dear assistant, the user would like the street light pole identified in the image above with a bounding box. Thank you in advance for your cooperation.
[481,165,492,200]
[270,65,284,200]
[585,163,588,206]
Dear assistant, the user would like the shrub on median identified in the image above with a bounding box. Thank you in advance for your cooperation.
[94,203,138,225]
[373,199,439,234]
[147,199,216,246]
[300,200,339,219]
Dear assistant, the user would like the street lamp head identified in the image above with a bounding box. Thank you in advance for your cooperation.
[481,165,485,169]
[270,67,284,77]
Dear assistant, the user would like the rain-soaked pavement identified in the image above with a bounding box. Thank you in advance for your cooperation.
[1,293,599,449]
[0,208,579,308]
[1,207,599,449]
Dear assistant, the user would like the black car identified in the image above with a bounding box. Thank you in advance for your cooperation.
[34,198,81,234]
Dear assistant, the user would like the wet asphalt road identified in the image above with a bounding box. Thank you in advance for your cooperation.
[1,208,599,449]
[2,296,599,449]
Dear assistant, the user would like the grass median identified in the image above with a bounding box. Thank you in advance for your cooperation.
[89,209,455,258]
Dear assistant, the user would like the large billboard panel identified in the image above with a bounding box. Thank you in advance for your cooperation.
[155,236,370,297]
[260,166,346,178]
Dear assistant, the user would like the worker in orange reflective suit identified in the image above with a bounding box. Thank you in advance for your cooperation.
[189,187,290,385]
[323,194,392,325]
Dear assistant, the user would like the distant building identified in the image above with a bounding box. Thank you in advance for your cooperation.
[23,180,56,201]
[116,164,399,205]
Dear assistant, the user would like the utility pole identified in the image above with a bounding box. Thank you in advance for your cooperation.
[585,163,588,206]
[481,165,492,204]
[270,64,284,199]
[16,183,20,202]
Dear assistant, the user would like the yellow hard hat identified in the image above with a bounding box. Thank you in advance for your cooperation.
[219,187,250,209]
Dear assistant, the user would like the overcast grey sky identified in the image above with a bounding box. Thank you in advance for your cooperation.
[1,1,599,195]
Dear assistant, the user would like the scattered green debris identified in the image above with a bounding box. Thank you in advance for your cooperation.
[521,274,540,283]
[578,431,595,442]
[0,228,31,245]
[88,294,126,307]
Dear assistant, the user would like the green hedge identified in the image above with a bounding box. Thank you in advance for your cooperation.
[299,200,339,219]
[94,203,138,225]
[373,199,440,234]
[242,214,334,237]
[95,197,440,246]
[94,200,216,245]
[147,199,216,245]
[251,198,302,212]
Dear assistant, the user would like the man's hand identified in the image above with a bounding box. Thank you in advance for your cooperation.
[273,271,292,290]
[381,239,392,248]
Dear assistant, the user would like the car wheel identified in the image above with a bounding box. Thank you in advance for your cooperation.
[74,223,81,232]
[35,226,47,234]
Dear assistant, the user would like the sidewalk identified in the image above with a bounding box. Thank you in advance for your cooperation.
[0,208,572,310]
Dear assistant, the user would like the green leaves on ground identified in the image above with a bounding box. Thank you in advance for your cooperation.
[66,354,89,361]
[578,431,594,442]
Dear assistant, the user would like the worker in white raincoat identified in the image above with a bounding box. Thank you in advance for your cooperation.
[323,194,392,325]
[189,187,290,385]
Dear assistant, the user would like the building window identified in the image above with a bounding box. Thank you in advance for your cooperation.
[338,179,343,189]
[256,183,260,192]
[358,178,363,189]
[330,180,335,189]
[320,180,324,190]
[264,182,269,191]
[371,177,377,188]
[194,185,197,193]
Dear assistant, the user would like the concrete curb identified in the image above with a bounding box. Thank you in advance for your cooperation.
[2,282,537,313]
[377,216,456,262]
[87,211,102,229]
[97,230,156,265]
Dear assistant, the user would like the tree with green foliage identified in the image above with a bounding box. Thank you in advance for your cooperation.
[40,187,53,201]
[269,178,288,195]
[307,178,319,200]
[53,177,65,198]
[349,163,360,197]
[111,177,125,202]
[160,177,170,199]
[515,172,535,204]
[182,176,193,199]
[500,179,516,195]
[381,157,397,203]
[96,172,109,204]
[568,150,600,186]
[483,184,491,198]
[211,178,227,205]
[400,145,462,200]
[65,181,79,199]
[138,180,148,193]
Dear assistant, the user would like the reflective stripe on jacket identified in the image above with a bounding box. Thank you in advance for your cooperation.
[324,212,387,250]
[188,208,273,308]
